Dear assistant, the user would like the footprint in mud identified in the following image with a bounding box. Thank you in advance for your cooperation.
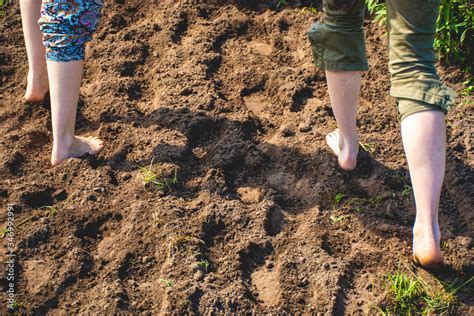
[246,41,273,57]
[251,260,282,307]
[23,259,54,295]
[20,187,55,209]
[73,212,115,240]
[5,151,25,175]
[262,201,287,237]
[27,130,49,150]
[291,87,313,112]
[171,12,189,44]
[243,93,271,120]
[239,241,272,278]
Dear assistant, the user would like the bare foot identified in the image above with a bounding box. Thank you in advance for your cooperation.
[25,66,49,102]
[51,136,104,166]
[413,223,444,270]
[326,129,359,171]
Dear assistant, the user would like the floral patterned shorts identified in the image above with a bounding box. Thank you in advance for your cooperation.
[38,0,104,62]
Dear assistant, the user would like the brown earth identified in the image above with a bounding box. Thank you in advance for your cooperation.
[0,0,473,314]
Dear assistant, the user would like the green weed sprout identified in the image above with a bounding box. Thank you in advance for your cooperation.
[359,141,376,154]
[11,300,24,309]
[277,0,286,8]
[138,158,178,192]
[159,278,174,289]
[302,6,318,14]
[0,227,10,238]
[330,214,350,224]
[333,193,345,206]
[402,185,413,198]
[197,260,209,272]
[39,206,58,217]
[0,0,12,17]
[138,165,166,190]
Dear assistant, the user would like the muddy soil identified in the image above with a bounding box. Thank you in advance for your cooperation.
[0,0,473,314]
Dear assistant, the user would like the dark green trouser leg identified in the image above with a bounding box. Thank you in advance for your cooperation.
[308,0,368,71]
[387,0,456,121]
[307,0,457,120]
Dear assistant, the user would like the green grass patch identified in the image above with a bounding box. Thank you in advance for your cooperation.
[379,266,473,315]
[332,192,387,213]
[138,158,178,193]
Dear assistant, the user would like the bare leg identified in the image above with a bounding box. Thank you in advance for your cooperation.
[48,60,103,166]
[20,0,49,102]
[325,70,361,170]
[401,111,445,268]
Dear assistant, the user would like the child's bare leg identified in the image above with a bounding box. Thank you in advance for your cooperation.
[20,0,49,102]
[48,60,103,166]
[401,111,445,268]
[325,70,361,170]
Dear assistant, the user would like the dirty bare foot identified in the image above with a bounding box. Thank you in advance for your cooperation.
[326,128,359,171]
[51,135,104,166]
[25,65,49,102]
[413,222,444,270]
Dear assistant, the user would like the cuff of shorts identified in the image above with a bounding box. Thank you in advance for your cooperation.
[45,46,85,62]
[391,79,456,115]
[313,60,369,71]
[397,98,446,121]
[308,22,369,72]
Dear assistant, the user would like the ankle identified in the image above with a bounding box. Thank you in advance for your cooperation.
[53,134,75,154]
[339,130,358,151]
[413,220,440,240]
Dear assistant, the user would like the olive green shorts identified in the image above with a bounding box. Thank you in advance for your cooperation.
[308,0,456,121]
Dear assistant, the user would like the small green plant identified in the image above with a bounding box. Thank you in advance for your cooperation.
[359,141,376,154]
[302,6,318,14]
[170,168,178,185]
[11,300,24,310]
[333,193,345,206]
[0,227,10,238]
[460,79,473,97]
[197,260,210,272]
[277,0,286,8]
[0,0,11,17]
[138,158,178,192]
[39,206,58,217]
[167,235,203,257]
[138,165,166,190]
[441,241,449,250]
[330,214,350,224]
[159,278,174,288]
[402,185,413,198]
